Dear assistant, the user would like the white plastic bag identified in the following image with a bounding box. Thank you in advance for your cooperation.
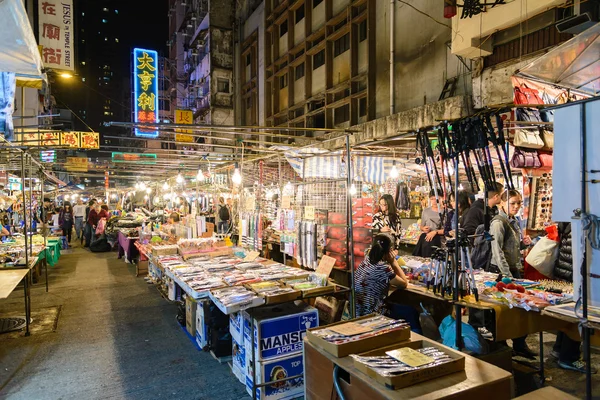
[525,236,559,277]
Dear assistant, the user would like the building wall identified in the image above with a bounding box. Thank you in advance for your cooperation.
[239,1,265,125]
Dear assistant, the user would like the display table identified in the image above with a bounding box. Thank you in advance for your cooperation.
[304,331,512,400]
[514,386,579,400]
[117,231,139,262]
[0,258,39,336]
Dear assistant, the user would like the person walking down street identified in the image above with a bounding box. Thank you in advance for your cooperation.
[217,197,230,234]
[84,200,98,248]
[73,199,86,241]
[59,204,74,243]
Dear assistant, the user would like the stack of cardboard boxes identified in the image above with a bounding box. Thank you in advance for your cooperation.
[230,303,319,399]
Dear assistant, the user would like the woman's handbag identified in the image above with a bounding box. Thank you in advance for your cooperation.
[541,129,554,150]
[525,236,559,278]
[514,129,544,149]
[510,148,541,169]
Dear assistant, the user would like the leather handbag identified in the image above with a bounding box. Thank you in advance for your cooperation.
[514,129,544,149]
[510,148,541,169]
[538,152,553,168]
[514,84,543,105]
[541,130,554,150]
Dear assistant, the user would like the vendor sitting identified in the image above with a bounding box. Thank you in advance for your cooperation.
[168,212,180,225]
[355,233,409,317]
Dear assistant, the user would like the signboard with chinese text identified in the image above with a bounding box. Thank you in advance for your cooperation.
[15,131,99,149]
[111,152,157,164]
[61,131,79,148]
[133,48,159,137]
[38,0,74,71]
[175,109,194,142]
[40,151,56,163]
[66,157,88,172]
[80,131,99,149]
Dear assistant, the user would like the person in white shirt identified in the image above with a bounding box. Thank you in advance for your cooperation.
[73,199,87,240]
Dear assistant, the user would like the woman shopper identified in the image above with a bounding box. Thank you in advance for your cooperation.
[412,189,444,257]
[373,194,402,247]
[355,233,409,316]
[85,201,99,248]
[489,189,536,358]
[59,204,74,243]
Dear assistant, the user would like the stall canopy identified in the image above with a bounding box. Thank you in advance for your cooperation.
[517,22,600,96]
[0,0,45,87]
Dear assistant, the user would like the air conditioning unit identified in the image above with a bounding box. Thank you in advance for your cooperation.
[556,0,599,34]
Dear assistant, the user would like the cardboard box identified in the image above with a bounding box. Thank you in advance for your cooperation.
[230,312,243,344]
[252,303,319,361]
[247,352,305,400]
[246,283,302,305]
[167,278,182,301]
[136,259,148,277]
[353,339,465,389]
[281,278,338,298]
[196,299,210,349]
[185,296,198,336]
[232,335,246,383]
[306,314,411,358]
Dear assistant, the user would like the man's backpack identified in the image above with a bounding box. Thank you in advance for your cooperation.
[219,205,230,221]
[471,224,492,270]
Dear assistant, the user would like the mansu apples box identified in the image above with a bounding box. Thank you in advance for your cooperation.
[247,352,304,400]
[253,303,319,361]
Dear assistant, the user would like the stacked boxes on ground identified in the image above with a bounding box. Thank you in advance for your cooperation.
[229,303,318,400]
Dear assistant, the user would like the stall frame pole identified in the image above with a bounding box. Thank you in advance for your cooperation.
[345,135,356,319]
[453,156,462,349]
[41,167,48,292]
[20,152,31,337]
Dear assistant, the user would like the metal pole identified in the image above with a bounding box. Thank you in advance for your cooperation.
[41,168,48,292]
[28,155,33,257]
[579,103,592,399]
[453,156,462,349]
[21,152,30,337]
[345,135,356,319]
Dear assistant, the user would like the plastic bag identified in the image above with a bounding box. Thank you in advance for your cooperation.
[545,225,559,242]
[439,315,488,354]
[95,218,107,235]
[525,236,559,277]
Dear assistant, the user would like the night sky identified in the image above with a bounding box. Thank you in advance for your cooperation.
[122,2,169,57]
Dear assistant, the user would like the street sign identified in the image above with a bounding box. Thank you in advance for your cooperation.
[15,131,99,149]
[66,157,88,172]
[133,48,159,137]
[111,152,157,164]
[175,109,194,142]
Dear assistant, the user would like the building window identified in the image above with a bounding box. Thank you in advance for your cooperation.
[314,0,323,7]
[81,77,86,82]
[105,37,108,41]
[295,63,305,80]
[115,38,119,43]
[217,79,230,93]
[334,34,350,57]
[246,53,251,66]
[280,21,288,37]
[313,50,325,69]
[103,111,110,116]
[102,19,107,23]
[334,104,350,124]
[279,74,288,89]
[103,7,108,12]
[359,20,367,42]
[295,6,304,24]
[81,61,86,65]
[115,9,118,14]
[359,97,367,117]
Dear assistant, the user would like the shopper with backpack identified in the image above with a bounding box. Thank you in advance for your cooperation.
[217,197,230,234]
[487,189,536,358]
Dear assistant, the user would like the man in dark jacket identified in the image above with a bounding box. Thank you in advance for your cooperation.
[466,182,504,341]
[551,223,596,373]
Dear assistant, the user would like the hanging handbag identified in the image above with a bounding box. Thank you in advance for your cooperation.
[510,148,541,169]
[538,151,553,168]
[514,129,544,149]
[540,129,554,150]
[513,84,543,105]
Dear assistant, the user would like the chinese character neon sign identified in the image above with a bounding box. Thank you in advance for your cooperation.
[133,48,159,137]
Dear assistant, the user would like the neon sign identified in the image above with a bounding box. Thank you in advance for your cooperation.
[133,48,159,137]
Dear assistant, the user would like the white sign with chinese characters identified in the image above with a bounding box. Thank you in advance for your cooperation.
[38,0,74,71]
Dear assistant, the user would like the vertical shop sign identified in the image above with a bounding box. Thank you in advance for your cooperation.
[133,48,159,137]
[175,109,194,142]
[38,0,74,71]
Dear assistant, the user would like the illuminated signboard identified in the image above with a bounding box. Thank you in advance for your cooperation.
[111,152,157,164]
[40,150,56,163]
[133,48,159,137]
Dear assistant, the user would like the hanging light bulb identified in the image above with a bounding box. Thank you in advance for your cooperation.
[162,182,169,191]
[459,183,464,191]
[175,197,181,204]
[232,168,242,185]
[197,169,205,181]
[390,162,399,179]
[284,181,293,192]
[379,186,385,194]
[134,182,140,190]
[144,194,149,200]
[139,182,146,191]
[349,184,357,195]
[111,193,118,200]
[145,188,151,194]
[64,195,70,200]
[176,173,184,184]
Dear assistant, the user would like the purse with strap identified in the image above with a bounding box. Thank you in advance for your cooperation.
[514,129,544,149]
[541,129,554,150]
[514,84,543,105]
[510,148,541,169]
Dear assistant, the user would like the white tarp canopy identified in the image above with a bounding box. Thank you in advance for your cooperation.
[0,0,45,85]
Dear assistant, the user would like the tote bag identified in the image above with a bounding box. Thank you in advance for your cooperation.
[514,130,544,149]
